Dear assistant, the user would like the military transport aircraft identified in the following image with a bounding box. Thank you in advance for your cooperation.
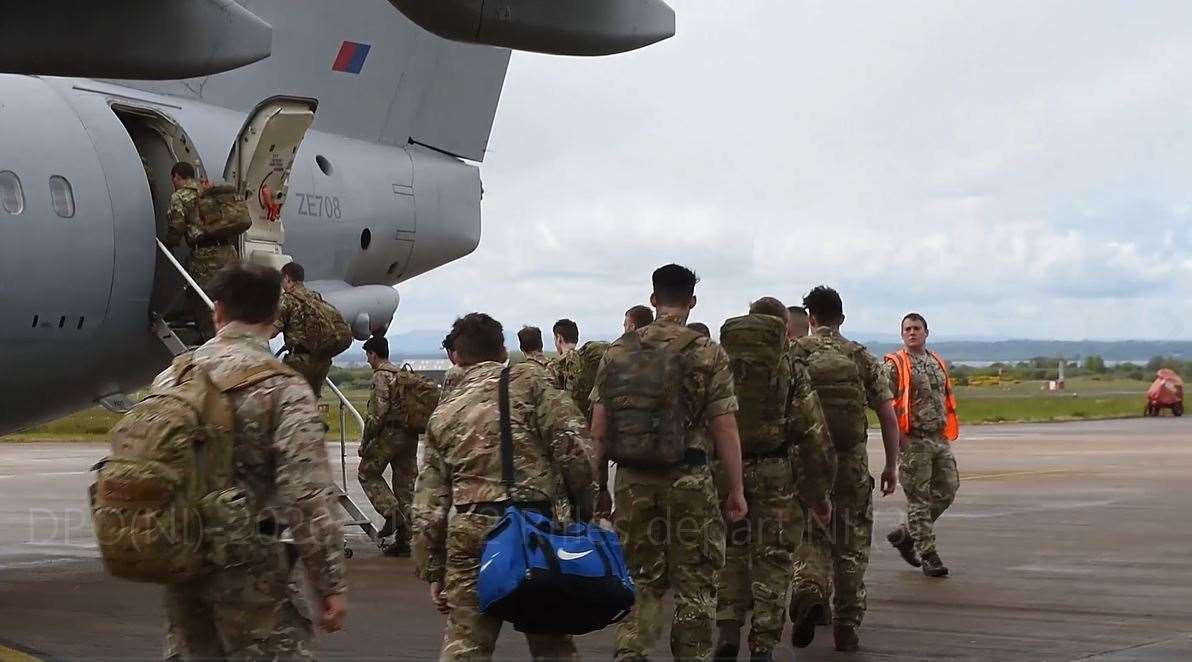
[0,0,675,433]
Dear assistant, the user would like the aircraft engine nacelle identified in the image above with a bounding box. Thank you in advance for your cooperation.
[0,0,272,80]
[389,0,675,56]
[313,283,401,340]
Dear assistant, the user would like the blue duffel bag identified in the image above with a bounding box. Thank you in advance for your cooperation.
[476,368,635,635]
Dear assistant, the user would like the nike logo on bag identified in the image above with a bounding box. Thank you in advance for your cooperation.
[481,552,500,573]
[557,549,593,561]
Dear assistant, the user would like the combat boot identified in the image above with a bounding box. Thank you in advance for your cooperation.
[833,624,859,652]
[921,551,949,577]
[887,527,921,568]
[749,652,774,662]
[377,512,399,539]
[714,620,741,661]
[790,593,826,649]
[383,536,411,558]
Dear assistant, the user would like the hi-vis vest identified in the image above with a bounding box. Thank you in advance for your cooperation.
[885,349,959,442]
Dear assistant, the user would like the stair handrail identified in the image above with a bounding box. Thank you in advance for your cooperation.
[156,238,365,434]
[155,239,214,310]
[325,378,366,434]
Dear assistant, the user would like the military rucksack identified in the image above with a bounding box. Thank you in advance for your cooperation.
[719,314,791,455]
[380,364,441,433]
[196,184,252,239]
[90,355,290,584]
[796,335,869,450]
[602,329,700,468]
[568,341,610,417]
[292,288,353,359]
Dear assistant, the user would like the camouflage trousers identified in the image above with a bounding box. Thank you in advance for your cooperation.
[185,244,239,341]
[613,463,726,662]
[164,542,315,661]
[897,435,959,556]
[284,352,332,398]
[439,512,578,661]
[715,455,802,654]
[358,429,418,537]
[792,444,875,628]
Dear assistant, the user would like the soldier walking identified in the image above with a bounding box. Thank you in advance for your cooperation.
[590,264,749,661]
[789,286,902,652]
[884,313,960,578]
[165,161,239,341]
[272,262,351,396]
[357,335,420,556]
[714,297,835,661]
[161,264,347,659]
[411,313,595,661]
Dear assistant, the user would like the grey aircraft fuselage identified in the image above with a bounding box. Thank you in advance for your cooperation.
[0,0,674,434]
[0,75,478,432]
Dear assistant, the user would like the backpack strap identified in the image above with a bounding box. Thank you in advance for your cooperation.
[498,366,515,499]
[214,361,297,393]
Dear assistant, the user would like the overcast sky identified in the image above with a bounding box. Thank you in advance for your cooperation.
[394,1,1192,343]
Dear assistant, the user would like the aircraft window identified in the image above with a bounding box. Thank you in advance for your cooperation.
[316,155,333,176]
[360,228,372,250]
[49,176,75,218]
[0,170,24,214]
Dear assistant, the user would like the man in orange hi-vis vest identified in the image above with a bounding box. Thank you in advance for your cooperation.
[884,313,959,578]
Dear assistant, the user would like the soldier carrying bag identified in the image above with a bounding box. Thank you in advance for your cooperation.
[379,364,441,433]
[798,337,870,450]
[195,183,252,239]
[90,355,290,584]
[292,289,353,359]
[719,314,791,456]
[600,328,701,468]
[477,368,635,635]
[568,340,610,416]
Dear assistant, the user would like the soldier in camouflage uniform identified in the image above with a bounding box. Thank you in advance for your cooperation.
[160,264,346,660]
[885,313,960,578]
[789,287,901,652]
[272,262,334,396]
[356,335,419,555]
[518,325,552,374]
[713,297,835,661]
[166,162,238,342]
[548,318,580,390]
[517,325,575,521]
[412,313,595,661]
[590,264,749,662]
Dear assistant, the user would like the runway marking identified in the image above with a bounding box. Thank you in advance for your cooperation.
[963,469,1072,481]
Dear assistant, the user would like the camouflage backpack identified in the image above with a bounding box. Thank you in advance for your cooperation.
[568,341,610,417]
[381,364,441,433]
[196,184,252,239]
[294,288,353,359]
[90,355,288,584]
[795,335,868,450]
[719,314,792,455]
[602,329,700,468]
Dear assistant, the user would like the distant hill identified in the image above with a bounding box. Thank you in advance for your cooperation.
[335,328,1192,365]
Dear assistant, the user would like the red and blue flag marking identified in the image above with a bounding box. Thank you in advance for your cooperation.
[332,41,371,74]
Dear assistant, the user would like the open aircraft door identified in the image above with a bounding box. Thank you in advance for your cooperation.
[225,98,316,269]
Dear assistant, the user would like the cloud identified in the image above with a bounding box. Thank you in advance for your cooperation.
[394,1,1192,342]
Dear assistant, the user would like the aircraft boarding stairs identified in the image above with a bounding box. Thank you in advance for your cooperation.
[150,240,381,557]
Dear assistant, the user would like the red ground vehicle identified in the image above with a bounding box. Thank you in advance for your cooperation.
[1144,368,1184,417]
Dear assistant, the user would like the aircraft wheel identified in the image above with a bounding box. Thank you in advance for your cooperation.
[1173,403,1184,417]
[344,545,354,559]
